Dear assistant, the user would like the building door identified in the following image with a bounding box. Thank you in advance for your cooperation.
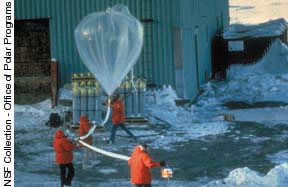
[15,18,51,104]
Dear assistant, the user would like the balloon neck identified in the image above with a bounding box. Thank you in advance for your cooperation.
[107,97,111,105]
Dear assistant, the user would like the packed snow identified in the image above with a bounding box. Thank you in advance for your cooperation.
[227,39,288,77]
[203,163,288,187]
[201,40,288,105]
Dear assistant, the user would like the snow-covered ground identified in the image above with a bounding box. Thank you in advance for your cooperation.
[230,0,288,24]
[15,39,288,186]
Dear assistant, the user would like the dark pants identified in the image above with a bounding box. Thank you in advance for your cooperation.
[135,184,151,187]
[110,123,135,143]
[59,163,74,187]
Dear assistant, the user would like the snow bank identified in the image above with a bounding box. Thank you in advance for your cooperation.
[202,40,288,103]
[227,39,288,78]
[203,163,288,187]
[145,85,230,149]
[193,39,288,187]
[223,18,287,39]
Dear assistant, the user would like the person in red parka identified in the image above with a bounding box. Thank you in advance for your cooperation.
[78,115,94,169]
[78,115,93,145]
[107,93,136,144]
[53,129,77,187]
[128,144,166,187]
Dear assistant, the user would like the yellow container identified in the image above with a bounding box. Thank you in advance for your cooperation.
[80,81,86,87]
[72,87,80,96]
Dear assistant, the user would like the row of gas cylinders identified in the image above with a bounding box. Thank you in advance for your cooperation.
[72,73,147,125]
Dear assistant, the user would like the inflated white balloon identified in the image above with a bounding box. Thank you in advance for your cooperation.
[75,5,143,95]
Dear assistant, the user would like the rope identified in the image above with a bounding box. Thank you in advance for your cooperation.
[130,69,137,93]
[79,140,130,161]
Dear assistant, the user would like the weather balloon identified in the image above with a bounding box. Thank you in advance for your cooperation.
[75,4,143,96]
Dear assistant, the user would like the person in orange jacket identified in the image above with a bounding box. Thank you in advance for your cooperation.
[78,115,94,169]
[107,93,136,144]
[78,115,93,145]
[53,129,77,187]
[128,144,166,187]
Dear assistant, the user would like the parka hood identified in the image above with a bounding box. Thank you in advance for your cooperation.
[80,115,89,123]
[132,145,145,155]
[55,129,65,139]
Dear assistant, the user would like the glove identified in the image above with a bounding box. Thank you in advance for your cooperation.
[160,160,166,167]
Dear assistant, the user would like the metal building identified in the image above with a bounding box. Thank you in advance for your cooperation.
[15,0,229,99]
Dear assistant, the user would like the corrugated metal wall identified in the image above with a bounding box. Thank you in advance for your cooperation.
[177,0,229,98]
[15,0,229,99]
[150,0,178,88]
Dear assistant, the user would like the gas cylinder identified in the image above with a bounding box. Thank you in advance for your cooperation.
[80,87,88,117]
[72,87,81,125]
[87,87,95,121]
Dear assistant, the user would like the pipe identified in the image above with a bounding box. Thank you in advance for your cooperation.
[79,140,130,161]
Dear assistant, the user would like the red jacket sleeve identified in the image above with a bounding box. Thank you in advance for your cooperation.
[62,138,76,152]
[142,153,160,168]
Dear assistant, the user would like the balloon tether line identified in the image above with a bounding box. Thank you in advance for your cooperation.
[130,68,137,94]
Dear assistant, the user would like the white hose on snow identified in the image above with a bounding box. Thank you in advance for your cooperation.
[79,140,130,161]
[77,97,130,161]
